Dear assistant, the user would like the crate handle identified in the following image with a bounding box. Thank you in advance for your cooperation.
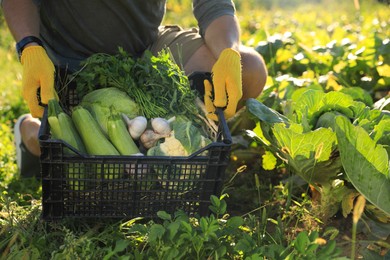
[216,108,232,145]
[38,106,50,142]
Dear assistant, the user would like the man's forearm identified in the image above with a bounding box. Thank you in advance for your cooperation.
[203,15,241,59]
[2,0,40,41]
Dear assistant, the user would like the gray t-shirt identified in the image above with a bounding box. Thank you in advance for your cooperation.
[30,0,235,71]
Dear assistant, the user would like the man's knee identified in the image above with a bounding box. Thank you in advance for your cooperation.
[240,46,268,100]
[184,44,268,100]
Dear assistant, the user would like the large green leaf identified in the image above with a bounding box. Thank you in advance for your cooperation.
[372,118,390,146]
[246,98,342,185]
[272,123,342,184]
[319,92,355,118]
[292,90,356,128]
[335,116,390,215]
[246,98,289,124]
[339,87,373,106]
[292,89,324,125]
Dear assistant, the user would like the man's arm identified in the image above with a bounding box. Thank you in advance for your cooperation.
[2,0,40,42]
[201,14,243,120]
[3,0,56,119]
[203,14,241,59]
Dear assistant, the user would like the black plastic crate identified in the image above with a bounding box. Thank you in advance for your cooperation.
[38,72,232,220]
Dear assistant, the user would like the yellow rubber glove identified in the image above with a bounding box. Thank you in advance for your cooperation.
[21,46,56,118]
[204,79,217,120]
[204,48,242,121]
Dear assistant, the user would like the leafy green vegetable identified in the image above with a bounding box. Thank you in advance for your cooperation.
[171,116,212,155]
[291,90,355,130]
[247,98,343,185]
[335,116,390,215]
[79,87,139,135]
[272,123,342,185]
[246,97,390,218]
[315,111,349,130]
[147,116,211,157]
[74,48,198,119]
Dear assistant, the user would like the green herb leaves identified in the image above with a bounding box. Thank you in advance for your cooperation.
[74,48,198,119]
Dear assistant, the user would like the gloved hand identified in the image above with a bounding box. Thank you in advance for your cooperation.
[21,45,56,118]
[204,48,242,121]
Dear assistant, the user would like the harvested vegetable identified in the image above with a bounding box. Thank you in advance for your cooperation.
[80,87,139,115]
[140,129,168,150]
[48,99,87,190]
[71,106,120,156]
[151,116,175,136]
[147,115,212,157]
[107,109,141,156]
[74,48,199,120]
[148,131,188,157]
[122,114,148,140]
[48,99,87,154]
[79,87,139,135]
[70,49,216,158]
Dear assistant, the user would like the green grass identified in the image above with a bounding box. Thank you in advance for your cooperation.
[0,1,389,259]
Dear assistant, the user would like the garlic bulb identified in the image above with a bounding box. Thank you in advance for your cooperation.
[139,129,165,149]
[151,116,176,136]
[122,114,147,139]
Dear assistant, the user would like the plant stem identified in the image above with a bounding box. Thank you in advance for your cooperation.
[351,221,357,260]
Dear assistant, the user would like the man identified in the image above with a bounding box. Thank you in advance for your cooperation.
[2,0,267,177]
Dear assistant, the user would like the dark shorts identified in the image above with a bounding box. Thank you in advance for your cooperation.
[149,25,205,69]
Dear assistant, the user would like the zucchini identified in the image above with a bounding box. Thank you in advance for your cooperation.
[48,99,87,190]
[71,106,120,156]
[107,110,140,155]
[48,99,86,154]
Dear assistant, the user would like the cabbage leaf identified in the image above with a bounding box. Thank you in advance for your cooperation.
[335,116,390,215]
[272,123,342,184]
[247,99,342,184]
